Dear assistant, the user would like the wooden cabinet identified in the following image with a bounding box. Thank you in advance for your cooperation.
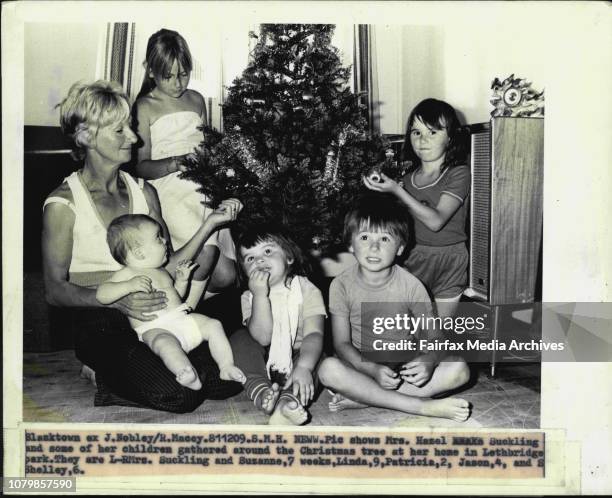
[467,117,544,306]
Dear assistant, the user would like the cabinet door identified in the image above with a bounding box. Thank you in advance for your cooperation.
[489,117,544,305]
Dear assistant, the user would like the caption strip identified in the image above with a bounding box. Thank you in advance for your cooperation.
[25,430,544,478]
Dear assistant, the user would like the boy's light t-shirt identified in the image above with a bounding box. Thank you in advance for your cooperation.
[241,276,327,351]
[329,264,433,350]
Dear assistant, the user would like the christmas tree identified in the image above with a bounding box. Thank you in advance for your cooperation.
[182,24,406,254]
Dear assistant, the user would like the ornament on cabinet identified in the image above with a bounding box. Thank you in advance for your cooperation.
[490,74,544,118]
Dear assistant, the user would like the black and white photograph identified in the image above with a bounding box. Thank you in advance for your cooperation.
[4,1,611,495]
[20,18,545,428]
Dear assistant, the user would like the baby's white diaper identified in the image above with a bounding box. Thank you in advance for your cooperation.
[134,303,202,352]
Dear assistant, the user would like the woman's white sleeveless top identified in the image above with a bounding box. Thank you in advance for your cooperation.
[43,171,149,287]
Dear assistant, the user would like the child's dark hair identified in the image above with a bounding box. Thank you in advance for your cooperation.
[343,194,411,247]
[137,29,193,100]
[236,224,310,288]
[107,214,161,265]
[402,98,469,172]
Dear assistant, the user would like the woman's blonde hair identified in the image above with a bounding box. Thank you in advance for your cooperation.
[58,80,130,161]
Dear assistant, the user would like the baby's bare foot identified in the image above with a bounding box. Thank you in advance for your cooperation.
[421,397,471,422]
[176,366,202,391]
[269,394,308,426]
[328,391,368,412]
[220,364,246,383]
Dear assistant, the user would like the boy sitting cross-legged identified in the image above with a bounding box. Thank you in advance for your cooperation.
[318,195,471,422]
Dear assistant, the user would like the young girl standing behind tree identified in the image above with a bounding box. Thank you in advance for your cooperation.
[364,98,470,318]
[134,28,237,309]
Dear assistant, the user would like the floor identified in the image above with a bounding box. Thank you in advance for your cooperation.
[22,272,541,428]
[23,350,540,429]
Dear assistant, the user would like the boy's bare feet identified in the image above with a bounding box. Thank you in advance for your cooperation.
[219,364,246,384]
[421,397,471,422]
[328,392,368,412]
[176,366,202,390]
[254,383,281,415]
[269,393,308,425]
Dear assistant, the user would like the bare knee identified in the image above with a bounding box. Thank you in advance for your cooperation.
[441,357,470,388]
[193,314,225,338]
[318,357,349,388]
[143,330,177,355]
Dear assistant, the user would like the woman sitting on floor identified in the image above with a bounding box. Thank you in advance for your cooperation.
[42,80,242,412]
